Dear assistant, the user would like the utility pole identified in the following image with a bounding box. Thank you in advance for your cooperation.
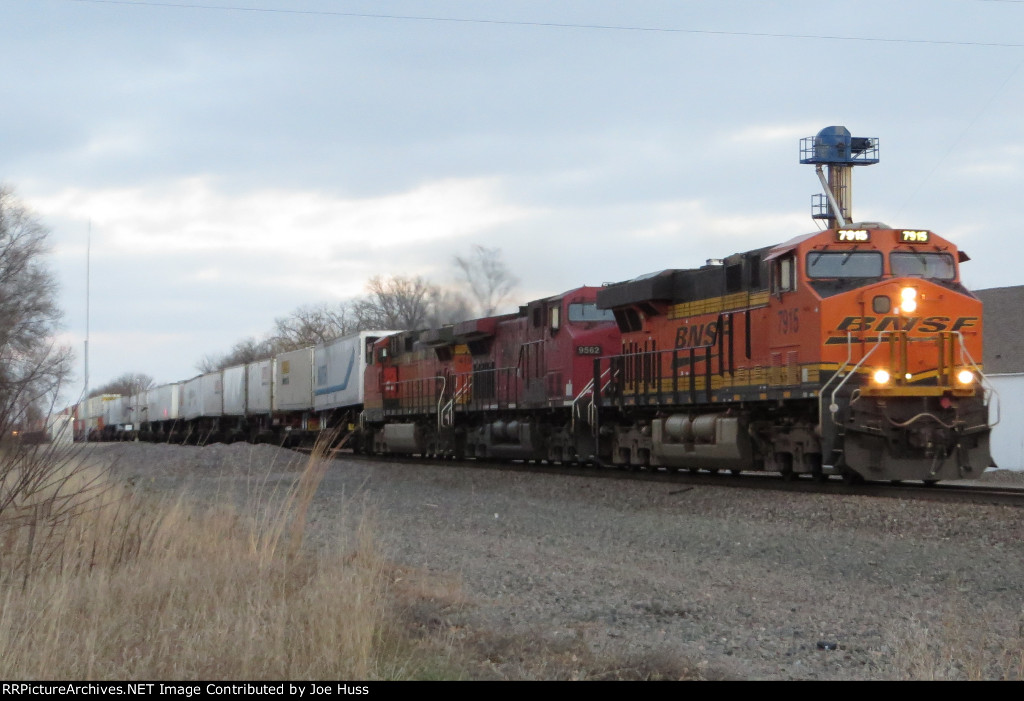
[84,220,90,398]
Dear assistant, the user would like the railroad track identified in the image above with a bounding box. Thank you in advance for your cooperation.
[296,444,1024,508]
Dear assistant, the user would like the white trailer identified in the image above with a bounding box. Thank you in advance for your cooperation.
[103,395,129,429]
[148,383,181,422]
[274,347,314,412]
[128,391,148,430]
[200,371,223,418]
[314,330,398,413]
[85,394,120,437]
[222,365,247,416]
[47,414,74,447]
[246,359,273,414]
[182,376,204,421]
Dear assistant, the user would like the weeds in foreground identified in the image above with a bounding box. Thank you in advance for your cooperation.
[0,432,718,680]
[888,603,1024,680]
[0,429,403,679]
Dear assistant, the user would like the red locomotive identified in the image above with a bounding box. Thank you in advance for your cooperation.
[361,286,620,461]
[357,127,994,483]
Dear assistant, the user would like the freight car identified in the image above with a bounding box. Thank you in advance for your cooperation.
[107,331,396,446]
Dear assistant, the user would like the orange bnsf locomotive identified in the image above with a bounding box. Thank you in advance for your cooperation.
[357,127,993,483]
[590,225,989,483]
[587,126,992,482]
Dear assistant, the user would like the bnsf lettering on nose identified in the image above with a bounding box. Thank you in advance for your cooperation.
[835,316,978,333]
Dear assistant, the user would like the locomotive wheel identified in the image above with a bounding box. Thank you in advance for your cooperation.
[779,454,795,482]
[811,458,828,483]
[841,468,863,485]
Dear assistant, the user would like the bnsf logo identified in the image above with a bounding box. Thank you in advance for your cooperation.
[674,321,721,349]
[835,316,977,332]
[826,315,978,344]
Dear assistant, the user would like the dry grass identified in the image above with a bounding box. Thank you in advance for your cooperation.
[887,603,1024,680]
[378,568,708,681]
[0,430,423,680]
[0,433,710,680]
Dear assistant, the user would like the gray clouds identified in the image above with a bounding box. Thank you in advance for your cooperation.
[3,0,1023,392]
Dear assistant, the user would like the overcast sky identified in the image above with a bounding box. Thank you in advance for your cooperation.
[4,0,1023,399]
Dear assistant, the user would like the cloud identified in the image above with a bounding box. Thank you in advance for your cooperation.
[728,123,822,143]
[618,198,810,245]
[33,176,531,258]
[955,161,1020,178]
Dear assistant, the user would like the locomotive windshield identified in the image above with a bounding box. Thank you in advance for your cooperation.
[806,251,883,279]
[890,252,956,280]
[568,303,615,323]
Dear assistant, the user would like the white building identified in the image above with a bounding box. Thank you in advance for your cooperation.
[975,286,1024,470]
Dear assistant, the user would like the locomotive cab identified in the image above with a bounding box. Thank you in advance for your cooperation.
[793,226,992,481]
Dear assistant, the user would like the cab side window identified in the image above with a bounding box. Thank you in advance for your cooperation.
[774,255,795,293]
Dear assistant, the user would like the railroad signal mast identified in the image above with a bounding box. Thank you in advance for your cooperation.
[800,126,879,227]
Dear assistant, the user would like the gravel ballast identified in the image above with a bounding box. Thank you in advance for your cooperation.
[94,441,1024,680]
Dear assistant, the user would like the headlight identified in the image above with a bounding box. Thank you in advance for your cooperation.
[957,370,975,385]
[873,369,891,385]
[899,287,917,313]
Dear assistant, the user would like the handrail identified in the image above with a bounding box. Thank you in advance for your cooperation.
[819,331,854,429]
[432,375,446,432]
[824,330,996,428]
[828,333,888,422]
[571,365,613,432]
[589,369,619,427]
[955,331,1000,428]
[440,377,473,429]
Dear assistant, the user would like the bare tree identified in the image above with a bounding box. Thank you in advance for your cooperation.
[352,275,436,330]
[195,352,223,374]
[195,336,275,373]
[195,268,485,372]
[194,301,356,373]
[453,245,519,317]
[89,372,154,398]
[0,186,73,431]
[271,302,355,351]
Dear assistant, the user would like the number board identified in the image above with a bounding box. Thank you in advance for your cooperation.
[835,230,870,243]
[576,345,602,356]
[899,230,930,243]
